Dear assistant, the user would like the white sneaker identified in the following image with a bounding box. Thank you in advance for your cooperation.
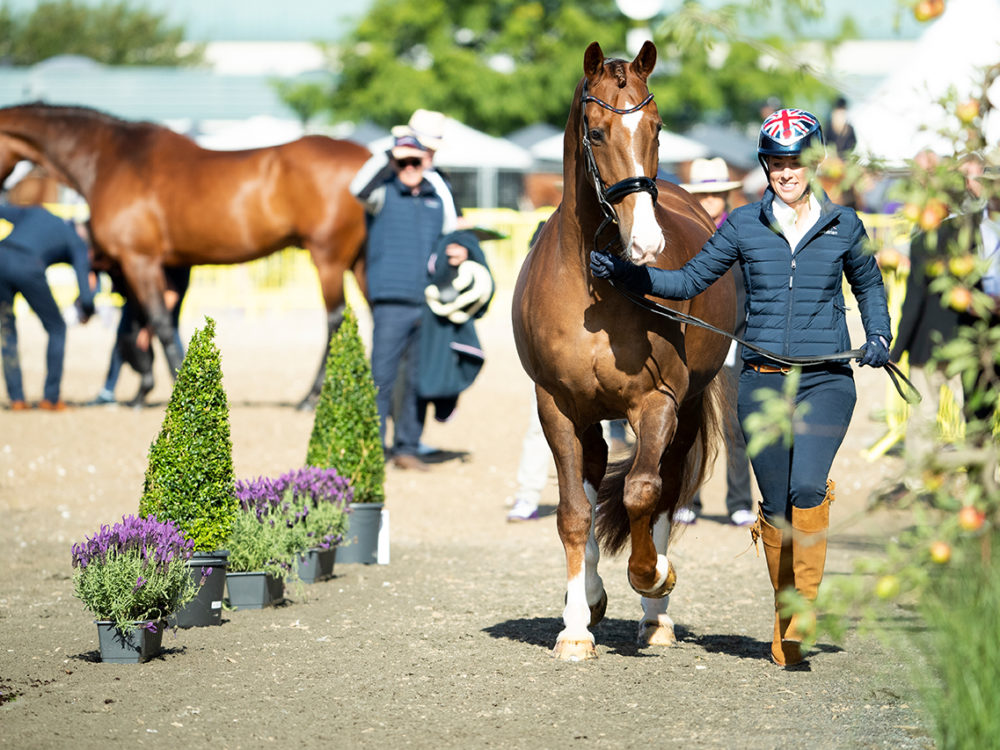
[730,509,756,527]
[674,506,697,525]
[507,498,540,522]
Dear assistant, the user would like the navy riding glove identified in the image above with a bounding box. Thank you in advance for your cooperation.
[589,251,653,294]
[858,334,890,368]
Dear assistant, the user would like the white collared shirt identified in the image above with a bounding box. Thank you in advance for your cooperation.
[772,193,822,253]
[980,209,1000,297]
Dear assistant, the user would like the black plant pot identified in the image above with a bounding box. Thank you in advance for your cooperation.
[169,550,228,628]
[296,546,336,583]
[336,503,384,564]
[226,571,284,609]
[96,620,165,663]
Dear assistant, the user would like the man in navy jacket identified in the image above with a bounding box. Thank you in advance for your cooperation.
[0,202,94,410]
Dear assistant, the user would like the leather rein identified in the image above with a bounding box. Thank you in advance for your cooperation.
[578,84,920,405]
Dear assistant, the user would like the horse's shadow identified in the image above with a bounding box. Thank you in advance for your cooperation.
[483,617,844,664]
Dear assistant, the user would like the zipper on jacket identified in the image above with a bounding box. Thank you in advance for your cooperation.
[785,257,796,354]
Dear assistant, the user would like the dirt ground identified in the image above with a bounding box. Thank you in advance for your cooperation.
[1,287,934,749]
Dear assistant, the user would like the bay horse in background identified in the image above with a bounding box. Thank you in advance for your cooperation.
[0,104,371,408]
[512,41,737,660]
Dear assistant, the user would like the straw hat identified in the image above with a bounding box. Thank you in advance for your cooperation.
[681,157,743,193]
[391,109,446,152]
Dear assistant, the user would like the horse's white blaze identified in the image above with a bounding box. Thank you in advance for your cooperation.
[622,107,664,266]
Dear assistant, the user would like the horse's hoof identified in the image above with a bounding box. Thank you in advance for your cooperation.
[628,555,676,598]
[551,638,598,661]
[637,619,676,647]
[589,589,608,628]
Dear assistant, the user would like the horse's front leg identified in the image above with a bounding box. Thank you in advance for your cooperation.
[639,512,676,646]
[539,393,608,661]
[625,394,678,599]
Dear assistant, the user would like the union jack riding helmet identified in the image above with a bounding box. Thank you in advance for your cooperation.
[757,108,824,172]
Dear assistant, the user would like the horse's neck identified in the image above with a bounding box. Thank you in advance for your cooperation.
[1,111,104,198]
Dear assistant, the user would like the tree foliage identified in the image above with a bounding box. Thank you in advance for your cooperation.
[0,0,203,66]
[325,0,843,135]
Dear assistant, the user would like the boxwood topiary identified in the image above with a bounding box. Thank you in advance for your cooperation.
[139,317,238,551]
[305,304,385,504]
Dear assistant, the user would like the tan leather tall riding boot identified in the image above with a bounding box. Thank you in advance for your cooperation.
[755,511,801,667]
[783,480,834,651]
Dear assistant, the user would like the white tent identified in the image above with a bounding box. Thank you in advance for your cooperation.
[194,116,304,150]
[530,127,708,165]
[367,116,532,170]
[850,0,1000,164]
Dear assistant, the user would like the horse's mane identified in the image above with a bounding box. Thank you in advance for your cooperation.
[8,101,164,134]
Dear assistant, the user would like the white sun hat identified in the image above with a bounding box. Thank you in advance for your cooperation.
[390,109,447,152]
[681,157,743,193]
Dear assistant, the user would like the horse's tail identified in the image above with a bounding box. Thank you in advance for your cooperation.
[594,373,729,555]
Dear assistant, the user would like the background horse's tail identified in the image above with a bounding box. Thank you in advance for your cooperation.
[594,373,729,555]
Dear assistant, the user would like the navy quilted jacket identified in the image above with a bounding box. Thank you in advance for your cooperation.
[643,188,891,366]
[365,177,445,305]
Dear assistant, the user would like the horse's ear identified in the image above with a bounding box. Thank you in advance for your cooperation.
[584,42,604,78]
[632,40,657,80]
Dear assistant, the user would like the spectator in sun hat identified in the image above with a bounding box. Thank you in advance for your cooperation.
[351,109,460,234]
[350,118,469,472]
[681,157,744,229]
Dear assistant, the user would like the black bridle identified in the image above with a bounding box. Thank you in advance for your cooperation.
[580,80,659,254]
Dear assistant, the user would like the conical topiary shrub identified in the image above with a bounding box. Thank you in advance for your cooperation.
[305,304,385,505]
[139,316,238,552]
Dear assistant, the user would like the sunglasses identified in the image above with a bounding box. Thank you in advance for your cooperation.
[394,157,424,169]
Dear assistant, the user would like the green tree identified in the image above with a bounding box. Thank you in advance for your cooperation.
[323,0,842,135]
[0,0,203,66]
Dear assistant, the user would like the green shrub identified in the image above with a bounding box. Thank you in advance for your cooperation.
[139,317,238,551]
[305,304,385,504]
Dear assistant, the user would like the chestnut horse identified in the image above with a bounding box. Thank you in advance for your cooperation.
[512,41,737,660]
[0,104,370,407]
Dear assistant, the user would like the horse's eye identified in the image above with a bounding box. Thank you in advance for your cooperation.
[588,128,604,144]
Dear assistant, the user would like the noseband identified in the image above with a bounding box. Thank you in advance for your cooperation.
[580,80,659,254]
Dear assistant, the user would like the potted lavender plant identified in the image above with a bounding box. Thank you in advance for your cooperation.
[231,467,352,590]
[273,467,352,583]
[226,479,296,609]
[71,515,196,663]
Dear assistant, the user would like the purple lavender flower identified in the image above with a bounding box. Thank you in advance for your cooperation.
[71,515,194,570]
[133,576,147,592]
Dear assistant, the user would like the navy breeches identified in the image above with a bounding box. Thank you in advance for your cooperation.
[737,364,856,522]
[371,302,424,456]
[0,253,66,403]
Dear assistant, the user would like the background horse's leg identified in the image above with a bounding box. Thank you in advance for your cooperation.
[538,389,604,661]
[299,303,346,411]
[117,254,183,380]
[639,512,676,646]
[624,393,679,598]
